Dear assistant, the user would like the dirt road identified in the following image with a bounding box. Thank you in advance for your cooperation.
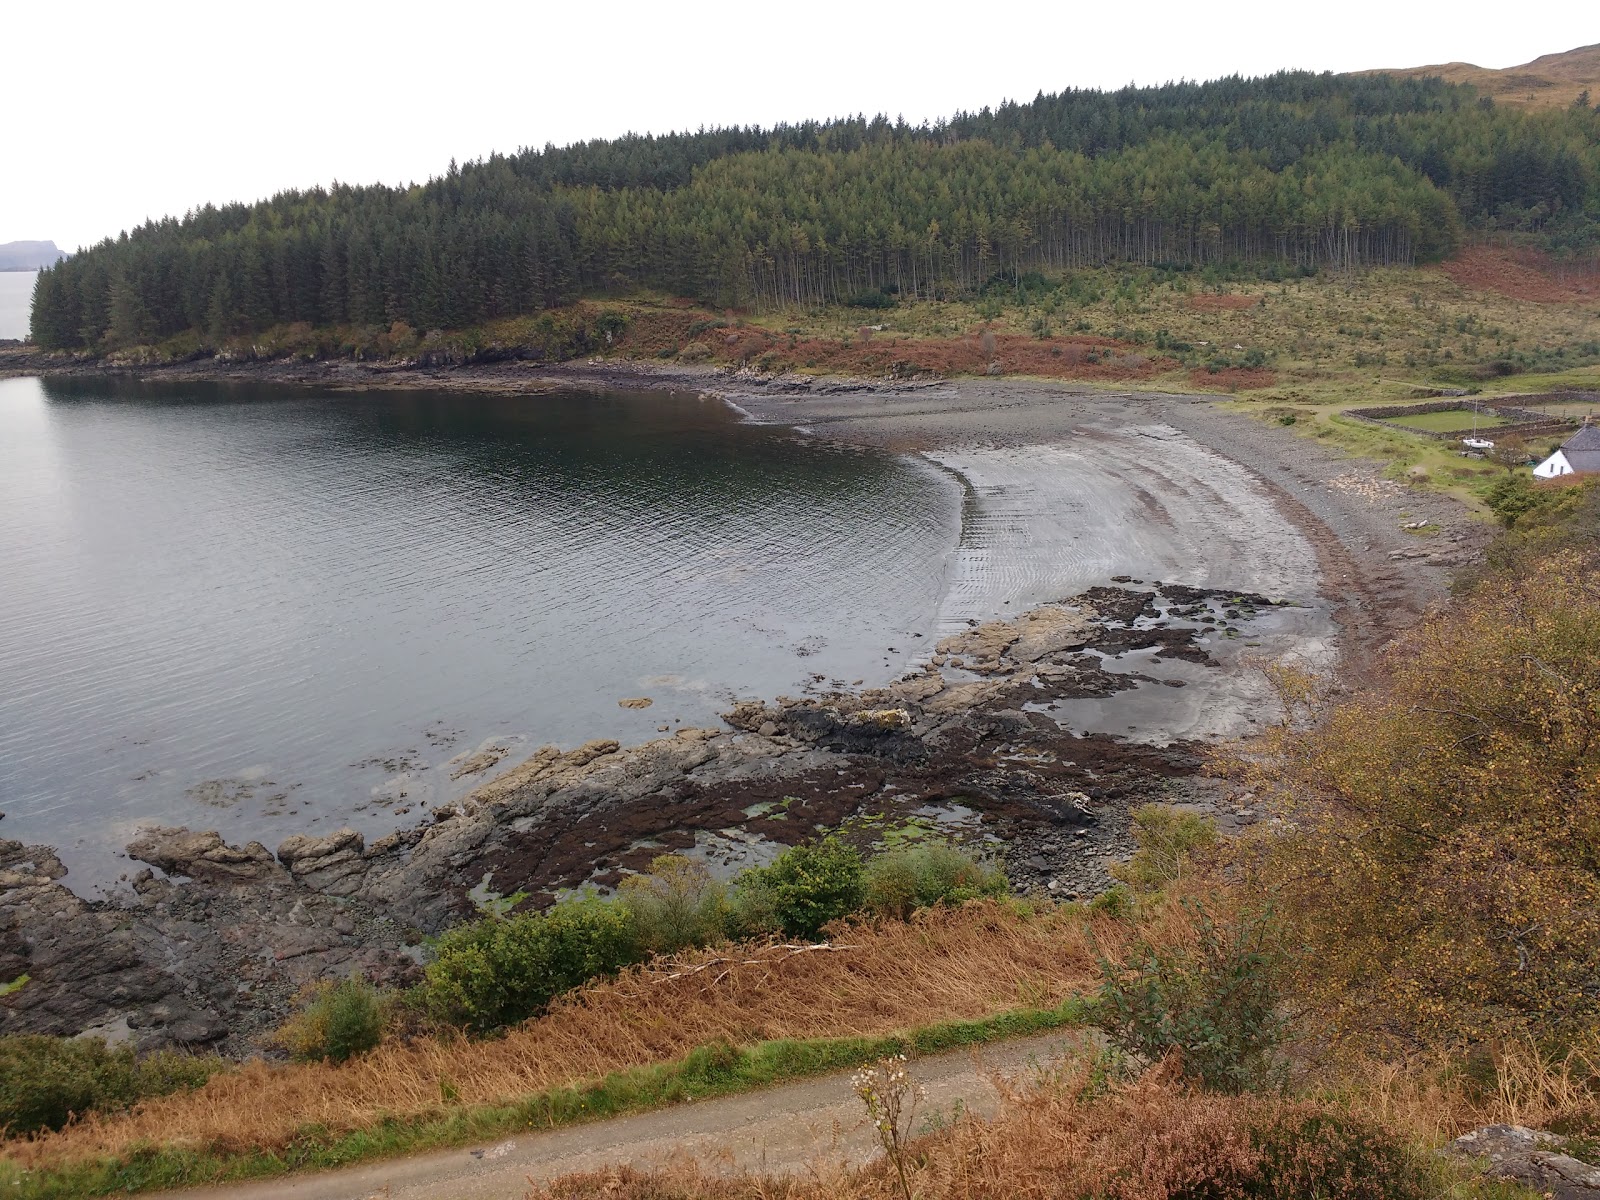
[150,1032,1078,1200]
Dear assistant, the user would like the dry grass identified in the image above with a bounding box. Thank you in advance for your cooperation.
[1442,245,1600,304]
[1365,44,1600,111]
[4,903,1112,1170]
[530,1059,1426,1200]
[1342,1036,1600,1147]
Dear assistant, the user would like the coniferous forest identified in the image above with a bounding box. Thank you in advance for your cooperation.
[29,72,1600,350]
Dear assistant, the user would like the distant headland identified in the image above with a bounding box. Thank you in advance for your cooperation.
[0,240,67,271]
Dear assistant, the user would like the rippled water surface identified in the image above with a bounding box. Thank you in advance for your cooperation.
[0,377,958,885]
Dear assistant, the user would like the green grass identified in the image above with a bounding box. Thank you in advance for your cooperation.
[1376,410,1514,433]
[0,1001,1088,1200]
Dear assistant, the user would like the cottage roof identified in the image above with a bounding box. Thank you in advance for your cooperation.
[1562,424,1600,454]
[1563,450,1600,474]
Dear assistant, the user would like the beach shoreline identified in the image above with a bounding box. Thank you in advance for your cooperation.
[0,355,1488,1054]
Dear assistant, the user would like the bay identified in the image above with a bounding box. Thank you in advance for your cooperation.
[0,377,958,887]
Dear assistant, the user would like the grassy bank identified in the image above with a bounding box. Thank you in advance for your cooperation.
[0,1003,1084,1198]
[0,902,1115,1190]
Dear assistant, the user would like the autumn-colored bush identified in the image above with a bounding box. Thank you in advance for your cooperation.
[1240,551,1600,1047]
[529,1061,1429,1200]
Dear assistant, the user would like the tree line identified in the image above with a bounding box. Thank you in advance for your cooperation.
[29,71,1600,349]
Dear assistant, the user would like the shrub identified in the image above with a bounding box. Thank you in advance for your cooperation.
[424,899,641,1034]
[1088,883,1134,919]
[1112,804,1218,892]
[862,842,1007,921]
[1093,900,1287,1093]
[1251,1108,1431,1200]
[1246,553,1600,1045]
[0,1035,219,1136]
[729,837,864,940]
[275,977,388,1063]
[1483,472,1550,527]
[845,288,896,309]
[620,855,728,955]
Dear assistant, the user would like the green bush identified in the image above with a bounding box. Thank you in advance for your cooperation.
[1088,883,1134,919]
[1483,472,1554,528]
[619,855,728,955]
[0,1035,220,1135]
[423,898,641,1034]
[1113,804,1218,892]
[845,288,896,309]
[729,836,864,940]
[1092,901,1286,1094]
[275,978,388,1063]
[862,842,1007,921]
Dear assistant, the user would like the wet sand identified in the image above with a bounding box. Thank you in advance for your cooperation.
[704,372,1487,667]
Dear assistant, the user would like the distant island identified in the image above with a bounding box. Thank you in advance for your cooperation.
[0,240,67,271]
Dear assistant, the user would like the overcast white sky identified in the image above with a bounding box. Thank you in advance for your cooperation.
[3,0,1594,253]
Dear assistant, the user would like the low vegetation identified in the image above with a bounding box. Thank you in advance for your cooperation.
[7,487,1600,1197]
[531,1063,1433,1200]
[0,1038,220,1139]
[273,979,389,1065]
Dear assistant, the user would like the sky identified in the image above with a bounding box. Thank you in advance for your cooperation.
[3,0,1594,253]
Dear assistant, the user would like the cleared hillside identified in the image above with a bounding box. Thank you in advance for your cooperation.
[1366,43,1600,109]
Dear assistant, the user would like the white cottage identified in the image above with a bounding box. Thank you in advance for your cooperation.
[1533,424,1600,479]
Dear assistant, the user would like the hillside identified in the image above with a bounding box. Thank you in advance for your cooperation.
[1367,43,1600,109]
[26,69,1600,351]
[0,239,65,271]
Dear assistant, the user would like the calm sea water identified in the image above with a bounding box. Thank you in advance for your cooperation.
[0,378,958,887]
[0,271,36,340]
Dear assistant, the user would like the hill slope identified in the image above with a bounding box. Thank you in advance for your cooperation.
[0,240,66,271]
[1367,43,1600,109]
[26,68,1600,351]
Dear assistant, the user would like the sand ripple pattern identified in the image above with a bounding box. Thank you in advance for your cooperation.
[927,425,1321,632]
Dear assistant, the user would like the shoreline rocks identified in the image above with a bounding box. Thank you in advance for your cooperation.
[1,582,1288,1054]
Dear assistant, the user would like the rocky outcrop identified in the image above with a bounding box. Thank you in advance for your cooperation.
[0,833,418,1055]
[126,826,282,884]
[2,581,1282,1054]
[1446,1126,1600,1199]
[276,828,367,895]
[935,603,1094,673]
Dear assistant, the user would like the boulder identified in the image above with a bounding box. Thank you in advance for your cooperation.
[126,827,281,884]
[277,828,368,896]
[1445,1126,1600,1199]
[1009,605,1094,663]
